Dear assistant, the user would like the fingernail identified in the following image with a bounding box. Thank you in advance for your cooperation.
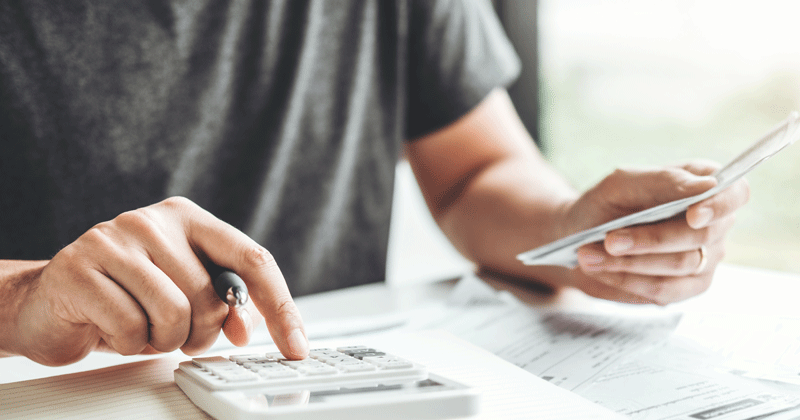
[693,207,713,228]
[239,307,253,336]
[607,232,634,254]
[287,328,308,357]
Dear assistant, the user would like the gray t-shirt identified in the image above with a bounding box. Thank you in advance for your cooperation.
[0,0,520,296]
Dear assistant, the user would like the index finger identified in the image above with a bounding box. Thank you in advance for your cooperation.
[686,178,750,229]
[180,202,308,359]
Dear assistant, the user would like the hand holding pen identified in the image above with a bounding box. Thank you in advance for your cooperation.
[8,197,308,366]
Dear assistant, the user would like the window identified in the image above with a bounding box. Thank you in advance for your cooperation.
[538,0,800,272]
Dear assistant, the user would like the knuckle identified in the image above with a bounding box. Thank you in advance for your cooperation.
[158,196,200,220]
[606,168,627,185]
[116,314,149,355]
[617,256,635,271]
[272,297,300,321]
[114,210,159,237]
[636,227,660,248]
[242,245,278,272]
[81,223,116,249]
[160,196,196,209]
[160,298,192,329]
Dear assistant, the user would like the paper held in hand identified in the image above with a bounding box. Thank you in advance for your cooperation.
[517,111,800,268]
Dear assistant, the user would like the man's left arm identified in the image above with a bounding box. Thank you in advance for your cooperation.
[406,89,749,305]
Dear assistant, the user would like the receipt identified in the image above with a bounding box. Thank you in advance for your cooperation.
[517,111,800,268]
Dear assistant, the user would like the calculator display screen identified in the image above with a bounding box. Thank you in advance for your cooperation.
[255,379,456,407]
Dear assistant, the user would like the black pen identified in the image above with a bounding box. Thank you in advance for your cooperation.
[213,271,249,308]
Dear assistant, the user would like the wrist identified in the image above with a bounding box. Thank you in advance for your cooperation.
[0,261,47,357]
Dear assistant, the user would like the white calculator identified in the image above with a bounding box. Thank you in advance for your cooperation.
[174,345,481,420]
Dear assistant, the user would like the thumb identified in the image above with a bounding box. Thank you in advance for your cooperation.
[222,301,261,347]
[591,167,717,213]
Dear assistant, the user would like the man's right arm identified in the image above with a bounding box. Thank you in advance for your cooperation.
[0,260,46,357]
[0,197,308,366]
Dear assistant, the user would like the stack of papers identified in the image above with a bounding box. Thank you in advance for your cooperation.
[411,275,800,420]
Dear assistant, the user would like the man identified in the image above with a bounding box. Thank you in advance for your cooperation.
[0,0,748,366]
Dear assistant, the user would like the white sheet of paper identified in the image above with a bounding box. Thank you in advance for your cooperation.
[517,111,800,268]
[411,275,681,391]
[672,312,800,385]
[578,344,800,420]
[422,276,800,420]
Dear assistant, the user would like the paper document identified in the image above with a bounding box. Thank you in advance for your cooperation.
[412,275,681,391]
[672,312,800,385]
[517,111,800,268]
[578,344,800,420]
[425,275,800,420]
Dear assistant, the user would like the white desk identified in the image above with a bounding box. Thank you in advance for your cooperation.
[2,263,799,420]
[3,263,798,384]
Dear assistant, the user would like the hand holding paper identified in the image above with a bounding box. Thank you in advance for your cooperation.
[517,112,799,304]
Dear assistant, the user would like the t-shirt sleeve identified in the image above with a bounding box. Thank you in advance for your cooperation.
[405,0,522,140]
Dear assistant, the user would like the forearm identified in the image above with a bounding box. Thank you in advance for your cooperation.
[437,152,579,286]
[0,260,46,357]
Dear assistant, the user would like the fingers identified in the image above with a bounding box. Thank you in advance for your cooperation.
[93,207,228,355]
[590,270,714,306]
[222,300,262,347]
[590,167,717,213]
[566,161,746,305]
[95,249,192,353]
[69,267,150,357]
[577,232,724,304]
[570,272,658,305]
[179,198,308,359]
[603,215,735,256]
[687,178,750,229]
[677,159,720,177]
[579,242,708,277]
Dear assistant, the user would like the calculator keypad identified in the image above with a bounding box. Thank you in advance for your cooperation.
[180,346,426,390]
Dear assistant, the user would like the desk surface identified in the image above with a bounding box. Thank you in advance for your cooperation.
[3,263,798,385]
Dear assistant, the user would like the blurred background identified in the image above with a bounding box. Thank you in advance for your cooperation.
[387,0,800,285]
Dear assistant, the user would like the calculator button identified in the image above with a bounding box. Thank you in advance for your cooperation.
[362,356,413,369]
[317,354,355,365]
[310,350,343,359]
[250,363,288,371]
[209,365,249,376]
[338,363,377,373]
[353,351,385,359]
[230,354,276,364]
[192,356,232,370]
[217,371,259,382]
[296,365,337,375]
[280,360,324,369]
[336,345,369,353]
[259,369,299,379]
[180,345,427,391]
[243,361,281,371]
[341,348,378,355]
[265,352,288,361]
[379,360,414,370]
